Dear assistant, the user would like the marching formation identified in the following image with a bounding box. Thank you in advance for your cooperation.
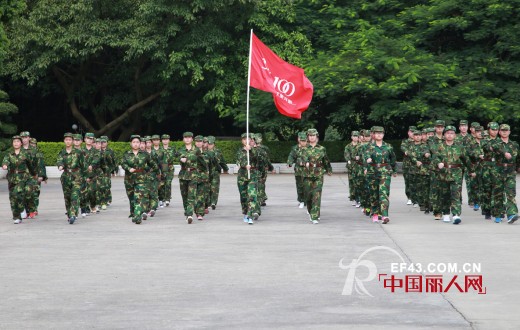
[344,120,519,225]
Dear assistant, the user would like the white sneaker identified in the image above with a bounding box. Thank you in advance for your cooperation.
[14,219,21,224]
[443,215,451,223]
[159,201,163,207]
[407,200,412,205]
[81,213,86,218]
[413,203,418,208]
[165,201,170,207]
[21,210,27,219]
[298,202,304,208]
[351,201,357,206]
[312,220,319,224]
[355,202,361,208]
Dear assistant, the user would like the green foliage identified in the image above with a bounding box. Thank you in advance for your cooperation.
[0,90,18,149]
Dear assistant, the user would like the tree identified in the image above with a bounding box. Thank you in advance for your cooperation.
[3,0,311,140]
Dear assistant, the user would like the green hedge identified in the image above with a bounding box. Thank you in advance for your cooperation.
[0,140,405,166]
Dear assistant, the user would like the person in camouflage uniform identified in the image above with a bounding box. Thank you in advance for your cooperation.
[400,126,416,205]
[408,129,432,213]
[121,135,158,224]
[428,120,446,220]
[159,134,176,207]
[363,126,397,224]
[236,133,260,225]
[29,138,47,215]
[344,131,359,206]
[145,136,161,217]
[193,135,210,220]
[20,131,41,219]
[57,133,85,224]
[456,120,474,207]
[287,132,308,208]
[480,122,500,220]
[432,125,475,225]
[350,130,367,209]
[100,136,116,208]
[302,128,332,224]
[2,136,37,224]
[464,126,484,212]
[206,136,229,210]
[80,132,102,215]
[178,132,205,223]
[254,133,274,207]
[490,124,519,224]
[358,129,373,215]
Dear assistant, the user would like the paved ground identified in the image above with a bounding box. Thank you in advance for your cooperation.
[0,174,518,329]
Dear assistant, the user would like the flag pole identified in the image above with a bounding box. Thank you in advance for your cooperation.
[246,29,253,179]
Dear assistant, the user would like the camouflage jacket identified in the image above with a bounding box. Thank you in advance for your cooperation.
[400,138,414,167]
[121,150,158,183]
[177,145,204,181]
[344,142,359,170]
[432,142,473,181]
[408,142,432,176]
[301,144,332,178]
[57,148,84,177]
[82,146,102,178]
[161,146,177,173]
[493,139,520,173]
[2,149,37,184]
[257,144,274,173]
[287,144,306,177]
[205,149,221,175]
[213,147,229,173]
[235,147,259,179]
[148,149,162,176]
[34,147,47,180]
[102,148,117,174]
[363,141,397,174]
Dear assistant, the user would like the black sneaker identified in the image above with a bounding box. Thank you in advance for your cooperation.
[69,216,76,225]
[211,204,216,210]
[507,214,518,224]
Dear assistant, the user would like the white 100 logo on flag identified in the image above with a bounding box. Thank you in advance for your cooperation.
[273,76,296,97]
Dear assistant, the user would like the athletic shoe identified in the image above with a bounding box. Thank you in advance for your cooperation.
[473,204,480,211]
[248,218,254,225]
[159,201,163,208]
[355,202,361,208]
[197,215,203,221]
[351,201,357,206]
[413,204,418,208]
[211,204,216,210]
[382,217,390,224]
[442,215,451,223]
[243,215,248,223]
[165,201,170,207]
[407,200,412,205]
[299,202,305,208]
[14,219,21,224]
[507,214,518,224]
[372,214,379,223]
[28,212,36,219]
[69,216,76,225]
[149,210,156,218]
[21,210,27,219]
[252,212,259,221]
[452,216,461,225]
[187,216,193,224]
[261,202,267,206]
[495,217,502,223]
[101,205,107,210]
[434,214,441,220]
[312,220,319,224]
[141,213,148,221]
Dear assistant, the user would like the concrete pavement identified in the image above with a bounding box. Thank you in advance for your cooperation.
[0,174,517,329]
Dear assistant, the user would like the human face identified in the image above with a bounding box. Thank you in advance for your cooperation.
[421,133,428,142]
[427,132,434,138]
[22,136,30,146]
[413,134,422,143]
[162,139,170,147]
[489,128,498,138]
[307,134,318,144]
[195,140,203,148]
[299,139,307,147]
[435,126,444,135]
[152,139,160,147]
[459,125,468,134]
[73,139,82,147]
[85,137,93,146]
[139,141,146,150]
[64,137,73,147]
[499,129,510,139]
[130,138,140,150]
[374,132,384,141]
[146,141,152,149]
[183,136,193,145]
[407,130,413,139]
[208,143,215,150]
[95,142,101,150]
[13,139,22,149]
[444,130,456,141]
[351,136,359,143]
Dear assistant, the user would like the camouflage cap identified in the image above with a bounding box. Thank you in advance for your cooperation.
[421,129,428,134]
[241,133,251,139]
[20,131,30,137]
[487,122,499,130]
[371,126,384,133]
[207,136,216,144]
[64,132,73,138]
[459,120,468,125]
[12,135,22,141]
[363,130,371,137]
[351,130,360,137]
[470,122,480,128]
[427,127,435,133]
[100,136,109,141]
[141,136,150,142]
[73,134,82,140]
[30,138,37,144]
[482,131,489,137]
[307,128,318,136]
[203,136,208,142]
[161,134,170,140]
[194,135,204,142]
[408,126,417,131]
[183,131,194,138]
[413,130,422,135]
[99,138,107,143]
[444,125,456,133]
[499,124,510,131]
[95,138,102,143]
[151,134,161,140]
[130,134,141,141]
[475,126,484,131]
[434,120,445,127]
[85,132,95,138]
[297,132,307,140]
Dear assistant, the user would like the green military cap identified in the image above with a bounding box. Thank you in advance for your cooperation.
[73,134,82,140]
[487,122,499,130]
[297,132,307,140]
[499,124,510,131]
[470,122,480,128]
[12,135,22,141]
[351,130,359,137]
[255,133,263,140]
[408,126,417,131]
[207,136,216,144]
[427,127,435,133]
[363,130,371,137]
[421,129,428,134]
[413,130,422,135]
[99,138,107,143]
[434,120,445,127]
[130,134,141,141]
[151,134,160,140]
[307,128,319,136]
[161,134,170,140]
[64,132,73,138]
[241,133,251,138]
[475,126,484,131]
[95,138,102,143]
[85,132,95,138]
[183,131,194,138]
[20,131,30,137]
[372,126,385,133]
[194,135,204,142]
[459,120,468,125]
[482,131,489,137]
[30,138,37,144]
[100,135,108,140]
[203,136,208,142]
[444,125,456,133]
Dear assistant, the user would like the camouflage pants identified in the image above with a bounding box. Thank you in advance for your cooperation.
[149,174,159,211]
[294,175,305,203]
[492,170,518,217]
[429,172,442,215]
[438,178,463,216]
[480,163,499,214]
[209,173,221,206]
[408,171,420,205]
[257,171,268,203]
[124,175,149,222]
[347,166,356,201]
[60,173,81,218]
[367,171,392,217]
[23,176,37,213]
[195,180,208,216]
[179,179,197,216]
[415,174,431,210]
[237,174,259,217]
[304,176,324,221]
[403,165,411,199]
[159,172,174,202]
[83,176,98,209]
[34,181,41,210]
[8,177,31,219]
[97,174,111,206]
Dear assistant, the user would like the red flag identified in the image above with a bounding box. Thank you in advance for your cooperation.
[249,33,313,119]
